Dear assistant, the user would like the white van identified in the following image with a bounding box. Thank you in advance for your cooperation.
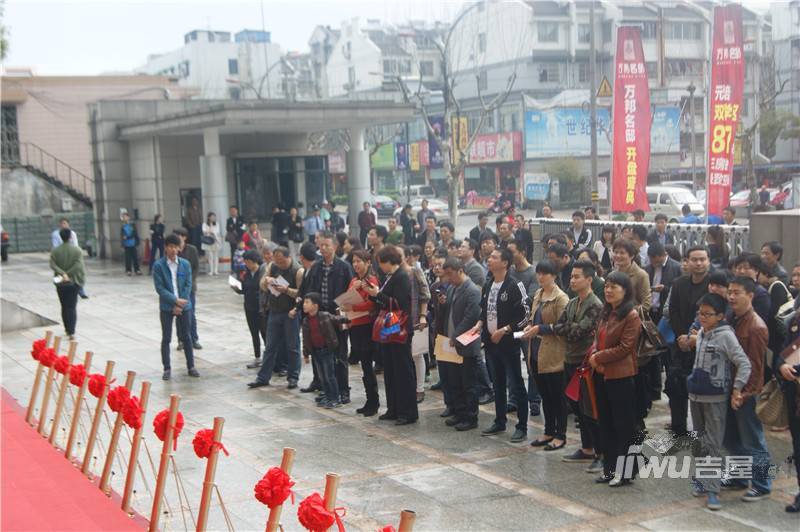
[645,185,705,222]
[407,185,436,201]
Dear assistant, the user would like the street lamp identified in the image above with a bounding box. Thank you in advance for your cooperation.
[687,82,697,196]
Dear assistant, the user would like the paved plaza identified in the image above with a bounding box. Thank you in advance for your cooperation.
[1,254,798,531]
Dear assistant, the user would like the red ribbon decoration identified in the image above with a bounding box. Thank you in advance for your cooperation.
[153,409,184,451]
[38,348,56,368]
[380,527,396,532]
[122,396,144,429]
[107,385,131,413]
[31,339,47,361]
[254,467,295,509]
[69,364,87,387]
[53,355,71,375]
[192,428,229,459]
[87,373,109,398]
[297,493,346,532]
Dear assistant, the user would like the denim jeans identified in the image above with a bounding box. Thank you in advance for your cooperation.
[176,291,199,343]
[723,396,773,492]
[160,310,195,370]
[485,341,528,431]
[257,312,301,384]
[312,347,339,403]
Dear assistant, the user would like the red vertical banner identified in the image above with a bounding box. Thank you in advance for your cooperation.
[611,27,650,213]
[707,5,744,216]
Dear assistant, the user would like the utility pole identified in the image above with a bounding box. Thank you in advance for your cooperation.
[589,1,599,213]
[688,82,697,195]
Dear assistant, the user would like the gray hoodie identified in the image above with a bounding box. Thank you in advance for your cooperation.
[688,323,751,403]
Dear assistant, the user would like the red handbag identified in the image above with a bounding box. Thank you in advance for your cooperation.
[371,299,409,345]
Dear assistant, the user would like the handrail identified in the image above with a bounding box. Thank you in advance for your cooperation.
[10,142,94,200]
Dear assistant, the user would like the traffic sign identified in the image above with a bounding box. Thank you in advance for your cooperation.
[597,76,612,98]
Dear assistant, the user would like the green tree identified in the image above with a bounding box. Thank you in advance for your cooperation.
[545,157,582,205]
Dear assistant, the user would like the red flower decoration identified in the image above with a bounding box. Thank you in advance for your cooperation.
[53,355,71,375]
[107,386,131,413]
[31,339,47,361]
[69,364,87,387]
[87,373,107,398]
[122,396,144,429]
[297,492,345,532]
[192,428,229,459]
[38,348,56,368]
[254,467,295,509]
[153,409,184,450]
[381,527,396,532]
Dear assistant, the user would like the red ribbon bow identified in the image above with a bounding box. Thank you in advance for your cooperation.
[192,428,230,459]
[254,467,295,509]
[107,385,131,413]
[38,348,56,368]
[31,339,47,361]
[297,493,346,532]
[380,527,396,532]
[122,396,144,429]
[53,355,71,375]
[153,409,184,450]
[87,373,114,399]
[69,364,87,387]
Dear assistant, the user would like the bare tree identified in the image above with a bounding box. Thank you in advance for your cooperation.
[395,2,524,225]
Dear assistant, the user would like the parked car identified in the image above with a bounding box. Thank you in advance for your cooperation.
[771,181,794,210]
[394,197,450,221]
[645,185,704,222]
[406,185,436,202]
[371,194,400,216]
[729,188,778,209]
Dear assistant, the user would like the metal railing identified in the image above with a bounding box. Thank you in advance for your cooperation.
[528,218,750,261]
[5,142,94,200]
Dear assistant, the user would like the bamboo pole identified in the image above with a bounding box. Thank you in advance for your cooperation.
[121,381,150,512]
[49,340,77,444]
[99,370,136,494]
[196,417,227,532]
[398,510,416,532]
[25,330,53,424]
[265,447,296,532]
[149,394,181,532]
[37,336,62,435]
[65,351,93,461]
[82,360,115,476]
[322,473,340,532]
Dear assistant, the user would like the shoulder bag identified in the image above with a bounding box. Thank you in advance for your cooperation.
[372,298,409,345]
[756,378,788,427]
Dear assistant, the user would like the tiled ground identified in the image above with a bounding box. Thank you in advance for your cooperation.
[1,254,798,531]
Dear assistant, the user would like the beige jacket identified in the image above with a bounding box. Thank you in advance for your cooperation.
[617,261,651,312]
[530,286,569,373]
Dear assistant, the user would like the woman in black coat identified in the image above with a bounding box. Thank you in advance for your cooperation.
[364,245,418,425]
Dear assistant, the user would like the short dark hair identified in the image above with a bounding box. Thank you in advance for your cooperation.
[371,225,388,242]
[496,247,513,269]
[762,241,783,260]
[731,252,761,270]
[572,259,596,279]
[654,213,668,222]
[684,245,709,259]
[165,234,182,247]
[572,210,585,220]
[495,215,506,226]
[547,243,570,259]
[535,260,558,276]
[59,228,72,242]
[612,238,637,258]
[433,246,449,259]
[304,292,322,307]
[274,246,290,257]
[425,216,436,223]
[546,233,567,247]
[443,257,464,272]
[229,205,238,210]
[317,230,334,241]
[632,226,648,241]
[300,242,318,261]
[506,238,526,256]
[463,238,479,252]
[376,245,403,265]
[478,212,488,221]
[173,227,188,237]
[708,270,729,287]
[723,206,736,216]
[665,244,681,262]
[648,241,666,258]
[697,293,727,315]
[561,231,575,243]
[243,249,262,263]
[439,221,455,233]
[729,276,756,294]
[633,209,645,218]
[682,204,691,215]
[479,231,498,244]
[407,244,423,257]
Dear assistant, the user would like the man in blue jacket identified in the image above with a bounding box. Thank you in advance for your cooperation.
[153,234,199,380]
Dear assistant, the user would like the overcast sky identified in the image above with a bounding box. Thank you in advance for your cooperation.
[3,0,464,75]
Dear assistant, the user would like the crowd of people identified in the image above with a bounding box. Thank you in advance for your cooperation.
[48,200,800,515]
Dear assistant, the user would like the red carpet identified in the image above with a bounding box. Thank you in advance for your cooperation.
[1,389,147,531]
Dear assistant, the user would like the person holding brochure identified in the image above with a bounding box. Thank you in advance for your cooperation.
[438,257,483,431]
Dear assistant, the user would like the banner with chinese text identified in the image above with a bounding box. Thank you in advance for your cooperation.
[409,142,420,171]
[611,26,650,212]
[706,5,744,216]
[428,116,445,169]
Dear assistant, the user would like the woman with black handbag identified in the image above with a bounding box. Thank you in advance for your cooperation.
[589,271,642,487]
[363,245,418,425]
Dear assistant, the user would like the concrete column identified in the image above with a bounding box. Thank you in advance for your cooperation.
[200,128,230,269]
[346,127,371,236]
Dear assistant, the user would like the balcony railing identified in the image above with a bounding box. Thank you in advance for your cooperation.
[2,142,93,200]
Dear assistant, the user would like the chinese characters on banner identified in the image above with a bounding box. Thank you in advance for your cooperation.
[450,116,469,165]
[706,5,744,216]
[611,27,650,212]
[428,116,445,169]
[409,142,420,171]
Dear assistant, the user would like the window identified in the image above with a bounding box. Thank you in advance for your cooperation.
[646,62,658,79]
[641,22,657,40]
[510,112,519,132]
[348,67,356,87]
[667,22,701,40]
[399,60,411,74]
[666,59,702,78]
[538,63,560,83]
[228,59,238,75]
[578,24,591,44]
[602,21,612,43]
[478,70,488,91]
[228,87,241,100]
[478,33,487,53]
[538,22,558,43]
[578,62,589,83]
[383,59,396,74]
[647,192,658,205]
[420,60,434,76]
[179,60,190,78]
[208,32,215,42]
[1,105,19,162]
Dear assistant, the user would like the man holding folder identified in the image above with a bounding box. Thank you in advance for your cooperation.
[438,257,483,431]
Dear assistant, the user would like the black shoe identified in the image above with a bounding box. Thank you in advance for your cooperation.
[248,380,269,388]
[348,354,359,365]
[162,370,171,381]
[395,418,416,426]
[79,293,89,300]
[378,413,397,421]
[481,423,505,436]
[562,449,594,462]
[786,493,800,513]
[187,368,200,378]
[193,342,203,350]
[478,394,494,405]
[357,402,378,415]
[455,420,478,431]
[530,402,541,416]
[315,394,327,403]
[595,473,613,484]
[287,381,298,390]
[276,370,288,377]
[430,381,442,391]
[177,342,183,351]
[361,406,379,417]
[510,429,527,443]
[506,403,518,414]
[440,407,455,418]
[720,478,748,491]
[445,417,461,427]
[340,395,351,405]
[246,360,262,369]
[300,383,321,393]
[530,438,554,447]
